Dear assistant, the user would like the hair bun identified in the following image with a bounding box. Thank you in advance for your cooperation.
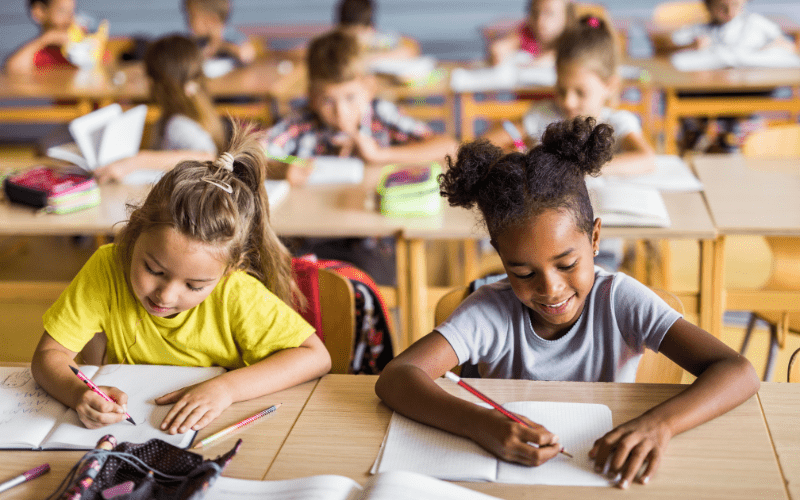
[440,139,505,209]
[539,117,614,177]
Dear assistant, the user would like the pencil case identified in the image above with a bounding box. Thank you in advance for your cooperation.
[375,163,442,217]
[3,165,100,213]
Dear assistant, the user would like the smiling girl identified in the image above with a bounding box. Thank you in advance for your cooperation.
[375,117,759,489]
[31,124,331,435]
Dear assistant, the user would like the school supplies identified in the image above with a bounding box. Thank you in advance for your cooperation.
[372,399,613,486]
[590,185,671,227]
[268,154,365,185]
[671,46,800,71]
[47,103,148,173]
[193,404,281,449]
[444,372,572,458]
[206,470,501,500]
[70,366,135,426]
[3,166,100,214]
[0,463,49,494]
[375,163,442,217]
[0,365,225,450]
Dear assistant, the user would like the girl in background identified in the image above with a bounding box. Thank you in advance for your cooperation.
[488,0,574,66]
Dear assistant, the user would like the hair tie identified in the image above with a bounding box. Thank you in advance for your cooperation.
[586,16,600,28]
[214,152,235,172]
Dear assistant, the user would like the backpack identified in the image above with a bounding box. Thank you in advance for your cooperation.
[292,257,394,374]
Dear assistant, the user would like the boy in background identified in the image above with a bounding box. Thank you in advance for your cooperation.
[336,0,420,62]
[5,0,76,74]
[183,0,256,64]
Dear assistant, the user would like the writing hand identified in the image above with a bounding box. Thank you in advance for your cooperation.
[76,385,129,429]
[155,378,232,435]
[589,415,672,489]
[469,408,562,467]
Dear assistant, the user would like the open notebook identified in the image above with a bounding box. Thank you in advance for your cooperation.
[373,401,613,486]
[207,471,501,500]
[671,46,800,71]
[590,185,670,227]
[585,155,704,193]
[0,364,224,450]
[47,103,148,173]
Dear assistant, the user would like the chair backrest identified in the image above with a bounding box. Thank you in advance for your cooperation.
[434,285,685,383]
[742,124,800,158]
[652,1,709,27]
[789,347,800,383]
[317,268,356,374]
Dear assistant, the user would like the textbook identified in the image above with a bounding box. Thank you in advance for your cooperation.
[590,185,671,227]
[670,46,800,71]
[47,103,148,173]
[372,401,613,486]
[0,364,225,450]
[206,470,501,500]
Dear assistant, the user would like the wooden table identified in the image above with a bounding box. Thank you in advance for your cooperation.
[692,154,800,340]
[758,383,800,500]
[0,362,319,500]
[637,58,800,154]
[266,374,788,499]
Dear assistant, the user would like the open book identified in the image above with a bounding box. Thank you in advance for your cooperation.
[207,470,501,500]
[586,155,704,193]
[0,364,225,450]
[373,402,613,486]
[590,185,671,227]
[671,46,800,71]
[47,103,148,173]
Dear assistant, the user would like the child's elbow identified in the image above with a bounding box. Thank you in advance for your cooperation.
[735,354,761,396]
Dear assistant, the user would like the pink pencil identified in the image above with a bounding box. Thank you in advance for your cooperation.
[0,464,49,494]
[69,366,135,425]
[192,403,282,449]
[444,371,572,458]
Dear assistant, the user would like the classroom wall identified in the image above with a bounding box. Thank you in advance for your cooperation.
[2,0,799,62]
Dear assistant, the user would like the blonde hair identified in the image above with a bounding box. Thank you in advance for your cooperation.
[183,0,231,22]
[115,122,302,308]
[144,34,226,152]
[306,30,365,84]
[556,15,618,82]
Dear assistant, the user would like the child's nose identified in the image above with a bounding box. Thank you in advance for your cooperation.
[156,282,180,305]
[536,272,564,298]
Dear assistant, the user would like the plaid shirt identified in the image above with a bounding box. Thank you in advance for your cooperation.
[263,99,432,158]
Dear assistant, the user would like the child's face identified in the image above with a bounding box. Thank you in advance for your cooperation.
[32,0,75,31]
[130,226,227,318]
[309,77,372,134]
[527,0,569,46]
[185,4,224,39]
[555,61,615,120]
[706,0,746,24]
[493,209,600,339]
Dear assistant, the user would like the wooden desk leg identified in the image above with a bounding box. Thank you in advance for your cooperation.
[664,89,678,155]
[408,238,428,347]
[700,237,726,338]
[395,232,409,353]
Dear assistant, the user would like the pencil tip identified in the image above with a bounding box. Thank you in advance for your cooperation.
[561,449,573,458]
[128,417,136,425]
[69,365,79,374]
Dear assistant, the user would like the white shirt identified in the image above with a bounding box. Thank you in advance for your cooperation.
[671,11,788,51]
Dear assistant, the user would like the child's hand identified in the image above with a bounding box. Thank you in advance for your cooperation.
[155,378,232,435]
[338,132,387,164]
[75,386,129,429]
[588,415,672,489]
[692,35,712,50]
[94,156,138,183]
[286,161,314,187]
[470,408,562,466]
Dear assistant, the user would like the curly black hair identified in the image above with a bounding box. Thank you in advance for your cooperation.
[439,116,614,239]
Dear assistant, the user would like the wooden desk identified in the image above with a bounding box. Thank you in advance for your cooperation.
[637,58,800,154]
[402,191,719,345]
[692,154,800,338]
[266,374,786,499]
[0,362,320,500]
[758,383,800,500]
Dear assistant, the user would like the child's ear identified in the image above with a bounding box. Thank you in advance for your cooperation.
[591,217,602,253]
[30,3,47,26]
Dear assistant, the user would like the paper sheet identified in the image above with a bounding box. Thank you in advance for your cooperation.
[587,155,703,193]
[206,475,358,500]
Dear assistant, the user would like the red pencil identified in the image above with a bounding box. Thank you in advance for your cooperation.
[70,366,136,425]
[444,371,572,458]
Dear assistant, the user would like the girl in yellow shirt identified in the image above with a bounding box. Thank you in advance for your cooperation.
[31,124,332,435]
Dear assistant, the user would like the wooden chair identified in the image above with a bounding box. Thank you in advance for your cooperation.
[789,347,800,383]
[434,285,685,384]
[735,125,800,381]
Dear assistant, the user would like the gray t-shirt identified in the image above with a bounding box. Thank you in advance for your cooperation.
[436,268,681,383]
[159,114,217,154]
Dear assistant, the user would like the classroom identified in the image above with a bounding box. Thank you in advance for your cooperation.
[0,0,799,498]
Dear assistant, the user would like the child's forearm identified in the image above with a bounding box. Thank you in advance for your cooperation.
[31,341,88,411]
[632,355,759,438]
[379,135,458,164]
[212,337,331,403]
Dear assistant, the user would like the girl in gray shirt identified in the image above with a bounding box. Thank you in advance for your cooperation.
[376,116,759,490]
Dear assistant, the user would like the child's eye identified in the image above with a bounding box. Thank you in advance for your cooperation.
[559,261,578,271]
[514,271,536,279]
[144,262,162,276]
[187,284,205,292]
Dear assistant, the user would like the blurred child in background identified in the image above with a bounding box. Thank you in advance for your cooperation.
[487,0,574,66]
[183,0,256,65]
[336,0,420,63]
[5,0,76,73]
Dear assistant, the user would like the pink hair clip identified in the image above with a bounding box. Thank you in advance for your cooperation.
[587,16,600,28]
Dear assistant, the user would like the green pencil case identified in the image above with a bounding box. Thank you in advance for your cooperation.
[376,163,442,217]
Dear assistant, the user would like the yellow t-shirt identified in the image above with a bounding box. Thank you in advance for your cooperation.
[43,244,315,368]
